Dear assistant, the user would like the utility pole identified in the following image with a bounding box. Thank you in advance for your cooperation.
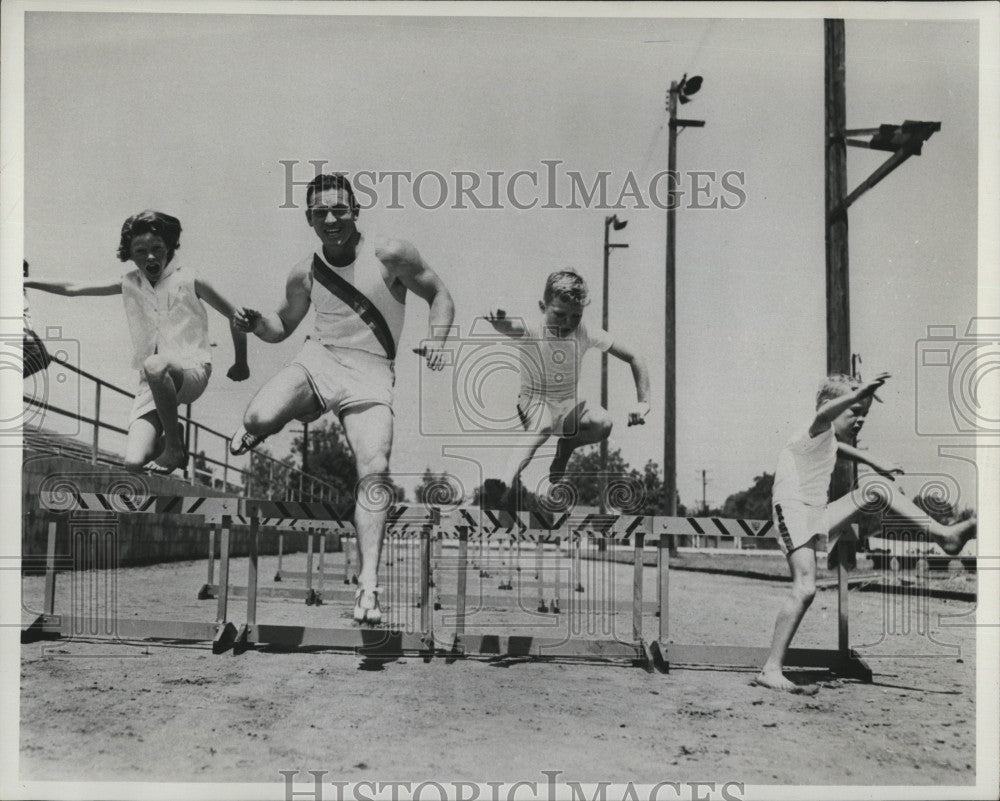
[665,74,704,533]
[700,469,709,514]
[823,19,940,577]
[825,20,855,572]
[601,215,628,513]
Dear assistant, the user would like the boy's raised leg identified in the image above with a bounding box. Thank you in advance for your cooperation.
[828,484,977,556]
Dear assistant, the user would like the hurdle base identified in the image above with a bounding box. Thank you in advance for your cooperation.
[213,622,238,654]
[231,623,437,659]
[652,642,873,682]
[198,583,357,604]
[22,614,233,649]
[21,614,61,644]
[451,633,647,665]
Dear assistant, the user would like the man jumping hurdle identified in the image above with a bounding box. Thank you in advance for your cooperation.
[231,173,454,625]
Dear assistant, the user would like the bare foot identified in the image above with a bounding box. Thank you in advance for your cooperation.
[751,671,819,696]
[939,518,977,556]
[144,446,187,475]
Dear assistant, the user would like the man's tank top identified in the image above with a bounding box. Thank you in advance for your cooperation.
[308,235,406,360]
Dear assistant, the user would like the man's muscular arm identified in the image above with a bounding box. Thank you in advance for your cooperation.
[378,238,455,371]
[233,261,312,343]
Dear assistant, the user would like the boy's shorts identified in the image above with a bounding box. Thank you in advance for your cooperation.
[291,340,395,421]
[516,391,587,436]
[772,500,843,556]
[130,362,212,423]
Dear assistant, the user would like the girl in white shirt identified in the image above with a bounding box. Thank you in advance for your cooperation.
[26,210,249,474]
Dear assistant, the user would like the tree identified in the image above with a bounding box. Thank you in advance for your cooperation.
[720,472,774,521]
[414,468,463,507]
[290,419,405,508]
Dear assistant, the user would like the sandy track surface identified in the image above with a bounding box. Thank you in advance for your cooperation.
[20,551,978,787]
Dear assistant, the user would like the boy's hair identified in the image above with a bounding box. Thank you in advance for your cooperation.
[543,270,590,307]
[117,211,182,262]
[306,173,360,217]
[816,373,861,408]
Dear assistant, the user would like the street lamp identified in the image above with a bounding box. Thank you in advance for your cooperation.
[601,214,629,513]
[664,74,704,521]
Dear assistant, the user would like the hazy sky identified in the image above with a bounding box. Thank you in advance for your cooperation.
[5,5,998,514]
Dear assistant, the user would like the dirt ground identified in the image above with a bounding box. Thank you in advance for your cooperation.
[18,547,982,791]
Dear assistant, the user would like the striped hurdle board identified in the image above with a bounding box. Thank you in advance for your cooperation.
[441,508,773,543]
[38,492,439,527]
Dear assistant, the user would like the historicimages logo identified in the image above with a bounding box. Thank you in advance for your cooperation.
[1,320,81,441]
[915,317,1000,436]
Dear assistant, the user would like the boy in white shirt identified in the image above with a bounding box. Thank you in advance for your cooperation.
[25,210,249,474]
[757,372,977,693]
[484,270,650,506]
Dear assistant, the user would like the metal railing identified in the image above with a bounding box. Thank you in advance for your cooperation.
[23,353,341,503]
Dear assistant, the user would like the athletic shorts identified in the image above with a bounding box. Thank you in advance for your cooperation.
[291,340,395,421]
[130,362,212,423]
[772,500,843,556]
[516,391,587,437]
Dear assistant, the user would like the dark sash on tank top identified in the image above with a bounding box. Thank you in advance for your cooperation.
[310,254,397,360]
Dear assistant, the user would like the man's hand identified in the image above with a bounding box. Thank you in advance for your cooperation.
[627,402,651,427]
[227,362,250,382]
[412,345,449,371]
[233,307,262,334]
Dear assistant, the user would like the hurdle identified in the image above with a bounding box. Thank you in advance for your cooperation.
[647,516,873,681]
[198,518,357,606]
[24,489,873,678]
[23,494,242,653]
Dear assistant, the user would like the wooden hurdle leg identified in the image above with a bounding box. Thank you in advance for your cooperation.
[234,515,260,654]
[632,530,645,644]
[451,525,469,659]
[343,533,353,584]
[274,533,284,581]
[836,526,873,682]
[551,537,562,614]
[649,533,671,672]
[212,516,237,653]
[536,540,547,612]
[304,532,317,605]
[315,532,326,605]
[23,520,61,643]
[419,524,434,653]
[197,527,216,599]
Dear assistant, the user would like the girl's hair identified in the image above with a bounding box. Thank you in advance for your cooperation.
[117,211,182,262]
[543,270,590,306]
[816,373,860,408]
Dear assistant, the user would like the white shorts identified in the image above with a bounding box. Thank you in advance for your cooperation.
[516,391,587,437]
[772,500,842,556]
[291,340,395,421]
[130,362,212,423]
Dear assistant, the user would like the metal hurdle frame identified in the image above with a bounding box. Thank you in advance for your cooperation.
[24,490,872,678]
